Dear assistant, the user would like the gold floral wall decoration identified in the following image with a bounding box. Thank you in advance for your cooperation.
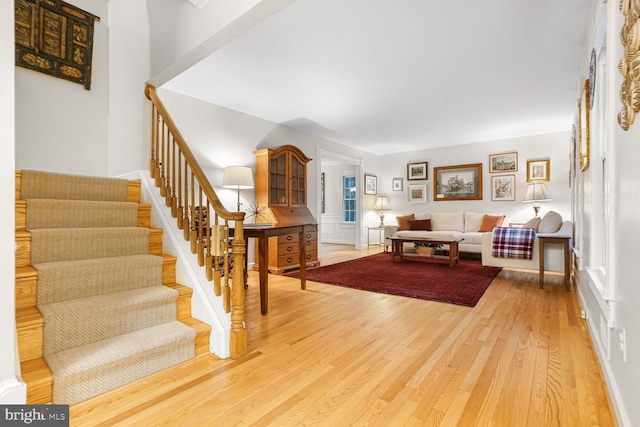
[618,0,640,130]
[15,0,100,90]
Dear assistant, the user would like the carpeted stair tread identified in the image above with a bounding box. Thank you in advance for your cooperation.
[17,170,203,405]
[44,321,196,404]
[33,254,164,305]
[30,227,150,264]
[20,170,129,202]
[39,285,179,355]
[26,199,139,230]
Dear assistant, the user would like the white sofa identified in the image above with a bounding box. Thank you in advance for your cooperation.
[481,219,573,273]
[383,211,508,254]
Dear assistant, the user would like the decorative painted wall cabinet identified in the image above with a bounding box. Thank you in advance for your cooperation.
[254,145,319,274]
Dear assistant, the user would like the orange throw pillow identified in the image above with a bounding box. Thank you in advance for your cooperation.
[478,214,505,232]
[396,214,415,231]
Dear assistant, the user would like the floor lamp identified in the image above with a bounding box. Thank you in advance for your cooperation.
[222,166,254,212]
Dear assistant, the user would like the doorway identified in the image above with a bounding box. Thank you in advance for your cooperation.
[317,149,363,250]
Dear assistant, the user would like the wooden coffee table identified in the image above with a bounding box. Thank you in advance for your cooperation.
[390,236,464,267]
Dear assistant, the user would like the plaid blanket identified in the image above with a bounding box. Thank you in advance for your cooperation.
[491,227,536,259]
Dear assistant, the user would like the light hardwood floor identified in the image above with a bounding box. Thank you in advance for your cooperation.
[70,244,616,426]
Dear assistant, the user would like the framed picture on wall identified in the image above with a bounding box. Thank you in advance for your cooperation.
[408,184,427,203]
[364,174,377,195]
[407,162,428,180]
[433,163,483,201]
[526,159,550,182]
[491,175,516,201]
[489,152,518,173]
[14,0,100,90]
[580,79,590,171]
[392,177,403,191]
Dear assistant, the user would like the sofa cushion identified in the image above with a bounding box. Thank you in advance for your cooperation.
[464,211,486,232]
[409,219,432,231]
[431,211,464,232]
[396,214,415,231]
[414,211,431,220]
[455,232,484,245]
[522,217,541,231]
[539,211,563,233]
[478,214,506,232]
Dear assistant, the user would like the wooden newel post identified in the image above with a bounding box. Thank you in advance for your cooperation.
[229,220,247,359]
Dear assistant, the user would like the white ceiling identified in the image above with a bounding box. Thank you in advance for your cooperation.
[164,0,595,155]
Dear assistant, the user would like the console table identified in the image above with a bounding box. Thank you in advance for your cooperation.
[390,236,463,268]
[243,223,315,315]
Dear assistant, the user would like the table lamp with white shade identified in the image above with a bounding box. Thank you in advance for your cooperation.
[523,182,551,217]
[222,166,254,212]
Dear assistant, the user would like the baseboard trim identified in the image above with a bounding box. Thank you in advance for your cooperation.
[578,283,630,427]
[0,377,26,404]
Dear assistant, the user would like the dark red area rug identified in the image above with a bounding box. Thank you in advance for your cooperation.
[286,253,502,307]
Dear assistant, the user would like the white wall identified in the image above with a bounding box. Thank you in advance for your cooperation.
[609,90,640,426]
[15,0,111,176]
[147,0,296,87]
[375,132,571,226]
[574,1,640,426]
[1,0,25,403]
[148,0,261,76]
[108,0,152,175]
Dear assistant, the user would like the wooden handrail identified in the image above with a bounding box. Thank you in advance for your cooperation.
[144,84,247,359]
[145,85,242,222]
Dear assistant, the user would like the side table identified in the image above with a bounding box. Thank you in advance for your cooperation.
[538,235,571,291]
[366,226,385,248]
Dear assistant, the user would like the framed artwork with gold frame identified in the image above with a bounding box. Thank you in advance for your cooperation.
[526,159,550,182]
[580,79,590,171]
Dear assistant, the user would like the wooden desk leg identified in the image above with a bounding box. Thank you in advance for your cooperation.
[299,230,307,290]
[539,239,545,289]
[257,234,269,315]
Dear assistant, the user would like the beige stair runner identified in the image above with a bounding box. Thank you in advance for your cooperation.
[20,170,197,405]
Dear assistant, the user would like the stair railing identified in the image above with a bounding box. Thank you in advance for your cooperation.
[144,84,247,359]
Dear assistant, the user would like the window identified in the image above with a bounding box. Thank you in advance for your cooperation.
[343,176,356,222]
[588,40,608,291]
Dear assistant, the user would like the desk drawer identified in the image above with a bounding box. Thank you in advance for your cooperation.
[278,233,299,244]
[276,231,317,244]
[277,251,318,268]
[278,239,317,255]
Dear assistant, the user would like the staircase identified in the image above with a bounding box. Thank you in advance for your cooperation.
[15,170,211,405]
